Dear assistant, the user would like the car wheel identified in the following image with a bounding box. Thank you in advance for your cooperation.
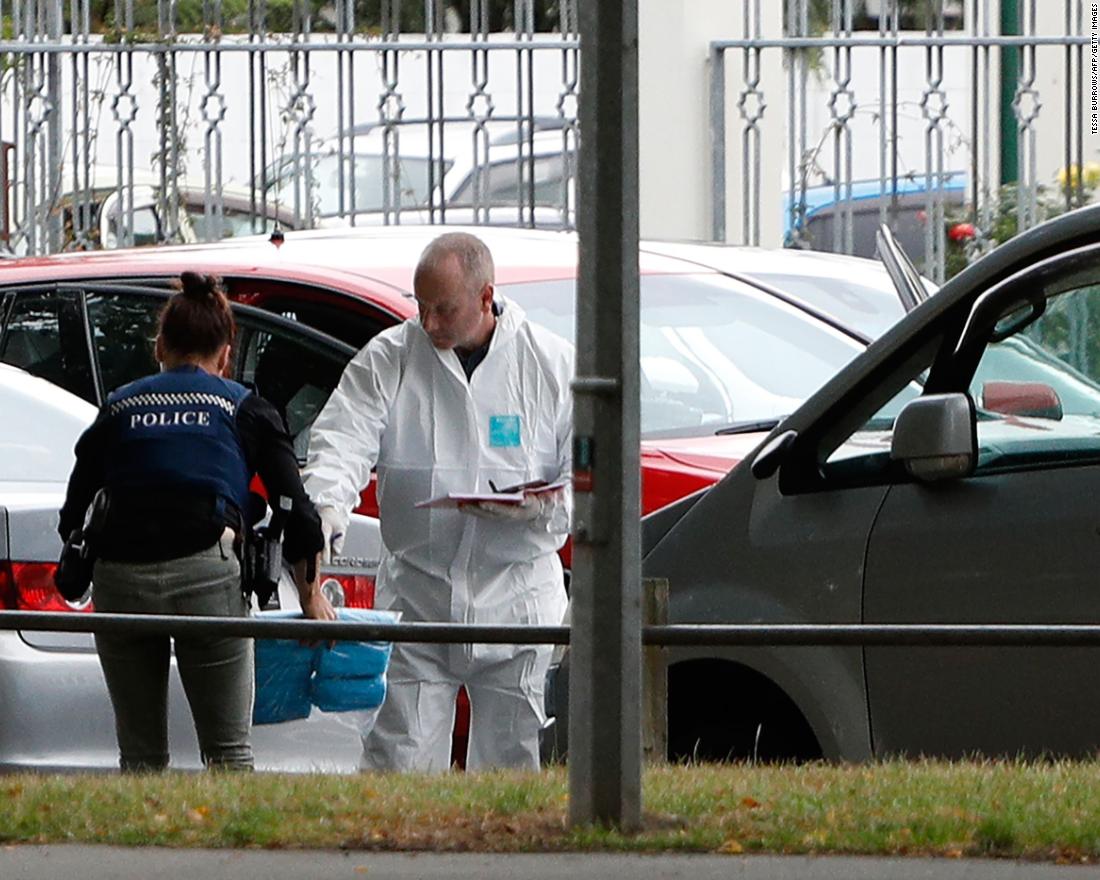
[668,658,822,763]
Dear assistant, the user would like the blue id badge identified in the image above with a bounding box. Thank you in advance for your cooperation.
[488,415,522,447]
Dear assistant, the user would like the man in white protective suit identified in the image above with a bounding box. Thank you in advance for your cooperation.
[303,231,573,771]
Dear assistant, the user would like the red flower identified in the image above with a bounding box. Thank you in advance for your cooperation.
[948,222,976,242]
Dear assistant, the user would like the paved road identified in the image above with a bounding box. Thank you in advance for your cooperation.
[4,847,1100,879]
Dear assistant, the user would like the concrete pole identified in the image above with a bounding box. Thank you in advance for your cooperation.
[568,0,642,831]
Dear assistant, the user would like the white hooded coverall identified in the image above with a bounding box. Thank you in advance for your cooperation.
[304,297,572,771]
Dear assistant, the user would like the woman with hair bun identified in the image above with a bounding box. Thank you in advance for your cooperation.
[58,270,335,772]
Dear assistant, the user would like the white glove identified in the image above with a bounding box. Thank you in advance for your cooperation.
[318,506,346,563]
[461,494,544,522]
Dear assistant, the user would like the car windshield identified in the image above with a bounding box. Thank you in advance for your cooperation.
[267,153,447,215]
[502,273,867,437]
[742,271,910,339]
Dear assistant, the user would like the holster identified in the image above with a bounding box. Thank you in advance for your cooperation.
[54,488,110,602]
[242,525,283,608]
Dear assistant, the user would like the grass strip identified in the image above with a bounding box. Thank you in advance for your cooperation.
[2,760,1100,862]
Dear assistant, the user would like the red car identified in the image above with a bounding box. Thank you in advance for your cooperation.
[0,226,902,764]
[1,226,900,508]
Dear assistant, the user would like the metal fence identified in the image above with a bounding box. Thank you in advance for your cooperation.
[2,1,1094,281]
[716,0,1092,282]
[0,0,580,255]
[11,610,1100,647]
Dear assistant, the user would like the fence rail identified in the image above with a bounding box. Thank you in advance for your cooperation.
[7,610,1100,648]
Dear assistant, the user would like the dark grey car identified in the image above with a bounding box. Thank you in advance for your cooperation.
[641,204,1100,762]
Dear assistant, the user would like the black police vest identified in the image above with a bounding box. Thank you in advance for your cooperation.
[104,366,252,518]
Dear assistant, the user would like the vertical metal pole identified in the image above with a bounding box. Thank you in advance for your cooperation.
[1000,0,1019,185]
[45,0,62,252]
[709,45,726,242]
[569,0,641,831]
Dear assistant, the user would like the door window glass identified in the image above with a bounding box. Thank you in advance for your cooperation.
[822,276,1100,485]
[821,369,928,482]
[85,292,160,395]
[236,318,349,458]
[0,290,96,402]
[817,327,945,484]
[968,283,1100,472]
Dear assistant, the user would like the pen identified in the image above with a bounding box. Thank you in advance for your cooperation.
[488,478,550,494]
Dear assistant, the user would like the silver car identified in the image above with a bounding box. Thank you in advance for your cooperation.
[0,364,380,771]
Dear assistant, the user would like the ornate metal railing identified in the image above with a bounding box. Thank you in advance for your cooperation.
[0,0,580,255]
[713,0,1091,282]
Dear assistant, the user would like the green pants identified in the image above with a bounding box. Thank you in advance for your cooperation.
[93,532,254,771]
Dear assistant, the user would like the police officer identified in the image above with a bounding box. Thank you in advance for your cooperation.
[58,271,335,772]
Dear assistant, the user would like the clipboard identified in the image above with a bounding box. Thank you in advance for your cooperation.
[414,479,567,510]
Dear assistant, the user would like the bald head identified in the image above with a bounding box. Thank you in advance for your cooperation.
[414,232,495,297]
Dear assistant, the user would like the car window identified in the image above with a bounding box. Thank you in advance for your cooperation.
[0,290,96,403]
[256,296,393,349]
[449,153,568,210]
[85,291,160,395]
[269,153,444,216]
[967,283,1100,473]
[503,273,867,437]
[186,205,288,240]
[235,317,349,458]
[104,203,162,248]
[821,269,1100,485]
[821,370,928,482]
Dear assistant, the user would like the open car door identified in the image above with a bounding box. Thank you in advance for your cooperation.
[875,223,932,313]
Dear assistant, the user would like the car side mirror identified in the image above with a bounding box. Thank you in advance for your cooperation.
[980,380,1063,421]
[890,393,976,482]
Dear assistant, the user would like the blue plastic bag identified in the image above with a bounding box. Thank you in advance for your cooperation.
[310,674,387,713]
[252,637,313,724]
[252,607,396,725]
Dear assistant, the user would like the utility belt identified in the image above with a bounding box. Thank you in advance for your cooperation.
[55,487,312,608]
[56,488,243,599]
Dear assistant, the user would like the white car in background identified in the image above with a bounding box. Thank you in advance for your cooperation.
[259,119,575,228]
[0,363,379,772]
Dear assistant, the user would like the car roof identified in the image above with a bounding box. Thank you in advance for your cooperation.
[0,226,710,303]
[784,170,968,210]
[0,226,891,345]
[641,240,896,284]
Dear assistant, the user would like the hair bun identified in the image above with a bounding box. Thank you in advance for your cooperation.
[179,271,218,302]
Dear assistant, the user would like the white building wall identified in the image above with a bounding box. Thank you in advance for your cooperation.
[637,0,741,241]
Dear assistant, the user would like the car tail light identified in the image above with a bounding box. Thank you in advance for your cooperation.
[1,561,94,612]
[319,574,375,609]
[0,561,15,609]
